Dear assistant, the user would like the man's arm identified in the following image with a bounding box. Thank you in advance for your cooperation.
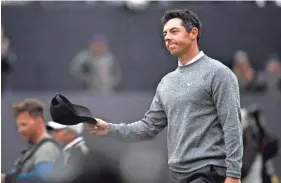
[22,142,60,180]
[212,67,243,179]
[107,92,168,142]
[5,162,55,183]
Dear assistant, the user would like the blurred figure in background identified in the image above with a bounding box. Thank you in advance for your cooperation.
[46,122,89,182]
[1,99,61,183]
[241,107,279,183]
[1,26,17,94]
[70,34,122,93]
[258,54,281,98]
[232,50,266,93]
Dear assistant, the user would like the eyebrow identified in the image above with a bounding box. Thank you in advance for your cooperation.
[17,121,28,124]
[163,27,179,34]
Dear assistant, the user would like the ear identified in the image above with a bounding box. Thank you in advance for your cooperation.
[34,116,44,125]
[189,27,199,40]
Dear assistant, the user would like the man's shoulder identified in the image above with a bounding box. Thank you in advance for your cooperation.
[35,138,61,157]
[156,71,176,89]
[161,67,179,81]
[204,56,227,69]
[204,56,234,76]
[68,139,90,155]
[33,139,61,164]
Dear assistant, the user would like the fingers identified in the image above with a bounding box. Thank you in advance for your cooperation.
[95,118,103,123]
[87,122,100,135]
[87,118,107,135]
[87,124,98,130]
[89,129,97,135]
[88,125,98,135]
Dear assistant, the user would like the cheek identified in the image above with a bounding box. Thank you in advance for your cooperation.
[29,124,37,133]
[57,132,67,140]
[51,132,57,138]
[180,37,191,46]
[19,126,30,136]
[53,132,61,139]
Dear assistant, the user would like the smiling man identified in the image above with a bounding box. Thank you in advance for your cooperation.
[87,9,243,183]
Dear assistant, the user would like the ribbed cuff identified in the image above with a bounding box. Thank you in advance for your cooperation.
[107,123,119,137]
[226,169,241,179]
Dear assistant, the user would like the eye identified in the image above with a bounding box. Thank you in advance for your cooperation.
[171,30,177,34]
[21,123,27,127]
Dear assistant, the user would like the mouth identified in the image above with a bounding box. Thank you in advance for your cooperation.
[167,44,177,50]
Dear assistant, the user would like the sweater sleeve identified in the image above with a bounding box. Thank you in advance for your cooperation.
[108,92,167,142]
[212,67,243,179]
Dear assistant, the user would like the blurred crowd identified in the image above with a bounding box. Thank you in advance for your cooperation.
[2,23,281,96]
[232,50,281,97]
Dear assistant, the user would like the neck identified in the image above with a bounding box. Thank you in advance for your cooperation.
[178,43,199,65]
[31,128,47,144]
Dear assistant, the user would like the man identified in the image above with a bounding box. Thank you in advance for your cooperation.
[1,99,61,183]
[87,9,243,183]
[258,54,281,97]
[47,121,89,182]
[69,34,122,93]
[232,50,266,93]
[232,50,255,90]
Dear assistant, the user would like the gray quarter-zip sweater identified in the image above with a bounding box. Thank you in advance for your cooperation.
[108,54,243,178]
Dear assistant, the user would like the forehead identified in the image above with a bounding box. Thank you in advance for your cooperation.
[163,18,184,32]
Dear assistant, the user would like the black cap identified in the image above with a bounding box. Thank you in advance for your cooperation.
[50,94,97,125]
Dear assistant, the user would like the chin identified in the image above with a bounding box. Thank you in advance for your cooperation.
[23,136,30,142]
[170,51,180,57]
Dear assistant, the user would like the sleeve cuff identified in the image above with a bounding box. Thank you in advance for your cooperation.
[107,123,119,137]
[226,169,241,179]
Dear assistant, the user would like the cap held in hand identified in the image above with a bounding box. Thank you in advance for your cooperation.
[50,93,97,125]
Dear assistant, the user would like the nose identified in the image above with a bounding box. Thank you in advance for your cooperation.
[164,33,172,42]
[18,127,24,134]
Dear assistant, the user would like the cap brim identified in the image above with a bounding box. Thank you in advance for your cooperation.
[47,121,67,130]
[73,104,97,124]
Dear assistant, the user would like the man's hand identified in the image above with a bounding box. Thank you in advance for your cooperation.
[225,177,241,183]
[87,118,109,136]
[1,173,6,183]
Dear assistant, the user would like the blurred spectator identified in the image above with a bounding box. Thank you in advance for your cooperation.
[232,50,266,93]
[119,145,165,183]
[67,150,124,183]
[46,122,89,182]
[1,26,17,94]
[69,34,122,93]
[241,107,280,183]
[258,54,281,98]
[1,99,61,183]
